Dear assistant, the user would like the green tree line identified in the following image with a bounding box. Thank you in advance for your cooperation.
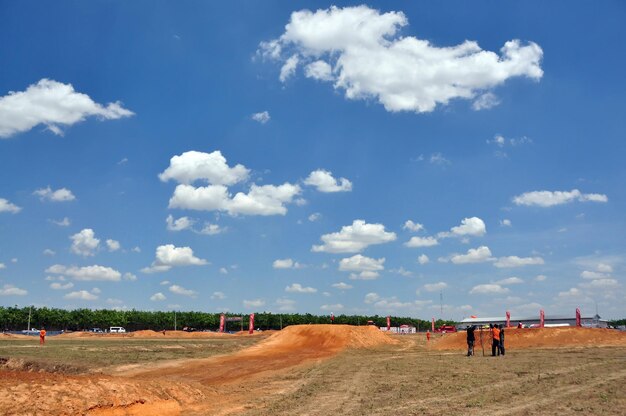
[0,306,456,332]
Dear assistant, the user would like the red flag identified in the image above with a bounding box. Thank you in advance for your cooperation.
[248,313,255,334]
[219,313,225,333]
[386,316,391,331]
[576,308,581,327]
[506,311,511,328]
[539,309,545,328]
[330,313,334,323]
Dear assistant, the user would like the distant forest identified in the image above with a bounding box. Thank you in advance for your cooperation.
[0,306,458,332]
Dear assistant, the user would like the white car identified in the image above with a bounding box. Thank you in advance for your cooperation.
[109,327,126,333]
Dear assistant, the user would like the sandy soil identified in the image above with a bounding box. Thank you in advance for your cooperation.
[55,330,272,339]
[1,325,624,415]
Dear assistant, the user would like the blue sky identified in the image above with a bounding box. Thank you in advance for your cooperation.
[1,1,624,320]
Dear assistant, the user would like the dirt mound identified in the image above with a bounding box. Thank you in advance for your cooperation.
[132,324,397,385]
[247,324,397,354]
[432,327,626,350]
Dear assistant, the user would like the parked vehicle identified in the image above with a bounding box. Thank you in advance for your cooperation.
[109,327,126,333]
[89,328,103,333]
[434,325,457,333]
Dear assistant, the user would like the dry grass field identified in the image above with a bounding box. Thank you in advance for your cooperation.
[1,327,625,415]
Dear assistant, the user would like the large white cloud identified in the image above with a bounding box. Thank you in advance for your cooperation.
[168,183,301,216]
[70,229,100,257]
[0,79,133,138]
[493,256,544,268]
[142,244,208,273]
[0,198,21,213]
[33,186,76,202]
[151,292,167,301]
[304,169,352,192]
[513,189,608,207]
[46,264,122,281]
[0,284,28,296]
[259,5,543,113]
[159,150,249,186]
[450,246,494,264]
[312,219,396,253]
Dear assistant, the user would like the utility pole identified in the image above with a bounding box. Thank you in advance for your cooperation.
[27,306,32,331]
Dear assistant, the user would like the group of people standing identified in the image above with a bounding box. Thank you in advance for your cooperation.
[465,324,505,357]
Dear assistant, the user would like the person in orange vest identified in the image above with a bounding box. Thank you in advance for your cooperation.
[491,324,500,356]
[39,327,46,346]
[426,330,430,342]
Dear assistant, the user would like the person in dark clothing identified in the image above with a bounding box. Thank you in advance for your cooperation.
[498,324,505,356]
[491,324,500,356]
[466,325,475,356]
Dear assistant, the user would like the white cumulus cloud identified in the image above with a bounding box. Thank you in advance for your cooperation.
[70,229,100,257]
[159,150,250,186]
[405,236,438,248]
[450,246,494,264]
[0,79,133,138]
[169,285,196,297]
[442,217,487,238]
[166,214,195,231]
[469,284,510,295]
[259,5,543,113]
[285,283,317,293]
[417,254,430,265]
[332,282,353,290]
[33,186,76,202]
[251,111,271,124]
[312,220,396,253]
[106,239,120,252]
[513,189,608,207]
[494,256,544,268]
[46,264,122,281]
[304,169,352,192]
[50,282,74,290]
[403,220,424,232]
[424,282,448,292]
[64,290,98,301]
[0,198,21,214]
[0,284,28,296]
[338,254,385,272]
[496,277,524,285]
[273,258,303,269]
[142,244,208,273]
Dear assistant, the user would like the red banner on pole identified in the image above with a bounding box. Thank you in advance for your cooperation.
[576,308,581,327]
[219,314,225,333]
[248,313,255,334]
[331,313,334,323]
[386,316,390,331]
[506,311,511,328]
[431,317,435,332]
[539,309,545,328]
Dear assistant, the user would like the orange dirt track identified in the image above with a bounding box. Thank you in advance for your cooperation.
[2,325,625,415]
[432,327,626,350]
